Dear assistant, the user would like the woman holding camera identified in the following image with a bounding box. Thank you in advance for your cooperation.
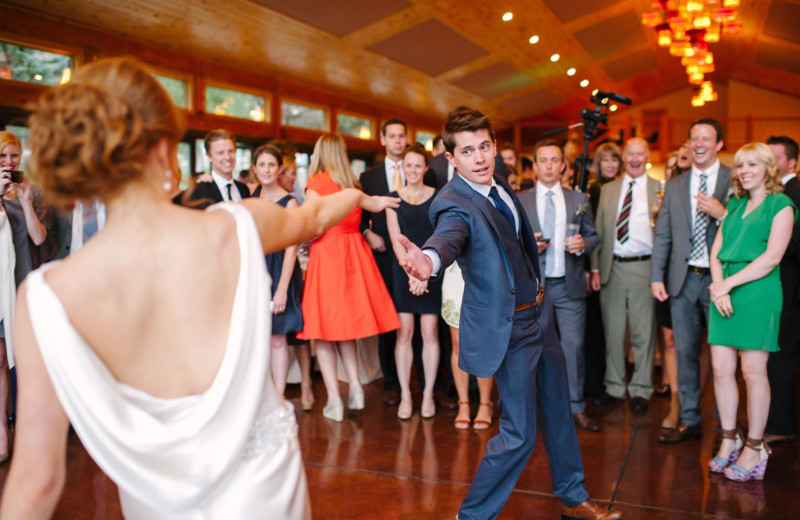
[0,130,49,463]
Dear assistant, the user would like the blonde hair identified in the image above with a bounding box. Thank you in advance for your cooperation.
[0,131,21,153]
[732,143,783,198]
[27,57,185,209]
[308,133,360,189]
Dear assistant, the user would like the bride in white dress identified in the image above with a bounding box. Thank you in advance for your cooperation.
[0,58,398,520]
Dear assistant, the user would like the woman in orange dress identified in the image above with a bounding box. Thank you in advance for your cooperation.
[298,134,400,422]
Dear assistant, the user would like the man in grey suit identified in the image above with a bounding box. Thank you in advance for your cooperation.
[591,137,660,414]
[518,139,602,432]
[651,118,731,443]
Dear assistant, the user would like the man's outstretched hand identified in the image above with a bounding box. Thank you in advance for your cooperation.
[397,234,433,281]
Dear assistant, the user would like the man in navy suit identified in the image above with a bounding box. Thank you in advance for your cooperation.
[173,129,250,208]
[518,139,601,432]
[399,108,622,520]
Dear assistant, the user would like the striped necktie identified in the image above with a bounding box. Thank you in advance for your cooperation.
[616,181,635,244]
[690,173,709,262]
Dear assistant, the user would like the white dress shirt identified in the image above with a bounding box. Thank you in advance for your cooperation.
[782,173,797,186]
[536,182,566,277]
[424,175,519,276]
[613,173,652,257]
[688,159,720,268]
[211,170,242,202]
[384,157,404,190]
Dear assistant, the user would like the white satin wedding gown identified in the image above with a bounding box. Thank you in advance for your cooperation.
[25,203,311,519]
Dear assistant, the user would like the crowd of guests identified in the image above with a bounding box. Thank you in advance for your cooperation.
[0,69,797,516]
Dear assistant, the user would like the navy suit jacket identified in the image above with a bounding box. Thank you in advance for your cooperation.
[423,175,541,377]
[172,178,251,209]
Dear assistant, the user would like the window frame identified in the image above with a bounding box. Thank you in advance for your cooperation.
[280,97,330,132]
[203,79,271,123]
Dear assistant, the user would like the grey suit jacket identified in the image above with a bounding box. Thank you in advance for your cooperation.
[591,174,661,285]
[651,165,732,296]
[517,187,599,299]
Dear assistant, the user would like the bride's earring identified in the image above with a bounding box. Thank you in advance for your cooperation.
[164,170,172,192]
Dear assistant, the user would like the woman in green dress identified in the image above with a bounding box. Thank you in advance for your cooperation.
[707,142,796,481]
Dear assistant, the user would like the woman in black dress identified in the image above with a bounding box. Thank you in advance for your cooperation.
[252,145,305,398]
[386,144,441,419]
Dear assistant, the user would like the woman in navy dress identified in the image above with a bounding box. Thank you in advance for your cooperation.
[386,144,441,419]
[252,145,304,397]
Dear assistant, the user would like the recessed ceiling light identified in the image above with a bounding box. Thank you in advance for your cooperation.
[610,104,618,112]
[567,68,576,76]
[550,54,560,62]
[529,35,540,44]
[580,79,589,87]
[502,12,513,21]
[592,89,599,96]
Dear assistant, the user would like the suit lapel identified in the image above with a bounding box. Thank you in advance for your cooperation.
[564,190,576,223]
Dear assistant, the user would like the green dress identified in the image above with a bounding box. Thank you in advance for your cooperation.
[708,193,796,351]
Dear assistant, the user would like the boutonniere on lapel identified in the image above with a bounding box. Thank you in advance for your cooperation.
[575,203,587,217]
[725,186,734,204]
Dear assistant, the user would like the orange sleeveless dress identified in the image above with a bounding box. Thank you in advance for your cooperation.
[297,172,400,341]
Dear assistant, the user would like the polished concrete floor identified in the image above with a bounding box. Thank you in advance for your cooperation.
[0,375,798,519]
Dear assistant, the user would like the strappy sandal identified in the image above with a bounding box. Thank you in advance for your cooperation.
[454,401,471,430]
[708,428,743,473]
[473,402,493,431]
[724,437,771,481]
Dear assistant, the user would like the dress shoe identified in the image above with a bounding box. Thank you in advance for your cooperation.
[382,389,400,406]
[631,397,649,414]
[763,433,796,444]
[562,500,623,520]
[347,384,364,410]
[573,412,602,432]
[658,422,702,444]
[592,393,624,407]
[434,389,458,411]
[322,396,344,422]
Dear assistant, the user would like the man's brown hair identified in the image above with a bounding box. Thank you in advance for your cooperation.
[204,129,236,155]
[441,106,494,155]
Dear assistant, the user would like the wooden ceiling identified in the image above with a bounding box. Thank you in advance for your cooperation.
[7,0,800,127]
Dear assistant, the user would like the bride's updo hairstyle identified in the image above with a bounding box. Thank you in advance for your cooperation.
[27,57,185,209]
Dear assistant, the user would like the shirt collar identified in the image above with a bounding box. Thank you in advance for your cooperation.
[536,181,563,198]
[691,159,720,177]
[384,157,402,172]
[457,173,496,198]
[782,173,797,185]
[622,172,644,186]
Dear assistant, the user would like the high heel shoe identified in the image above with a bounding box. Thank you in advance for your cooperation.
[397,392,412,420]
[322,396,344,422]
[473,402,493,430]
[708,428,743,473]
[454,401,471,430]
[421,394,436,419]
[347,384,364,410]
[301,383,315,412]
[724,437,771,481]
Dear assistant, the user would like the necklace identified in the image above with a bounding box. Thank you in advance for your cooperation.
[405,188,425,205]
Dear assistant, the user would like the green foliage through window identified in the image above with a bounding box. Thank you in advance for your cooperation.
[338,114,372,139]
[281,101,327,131]
[153,73,187,109]
[0,42,71,86]
[205,85,267,121]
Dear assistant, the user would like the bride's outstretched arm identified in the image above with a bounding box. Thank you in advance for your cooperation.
[0,283,70,520]
[242,188,399,255]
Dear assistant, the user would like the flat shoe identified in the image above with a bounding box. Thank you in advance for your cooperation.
[348,385,364,410]
[322,396,344,422]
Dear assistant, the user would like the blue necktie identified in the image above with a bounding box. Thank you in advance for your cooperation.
[489,186,516,232]
[543,190,556,277]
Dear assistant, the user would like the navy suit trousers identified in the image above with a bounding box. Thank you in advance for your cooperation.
[459,295,589,519]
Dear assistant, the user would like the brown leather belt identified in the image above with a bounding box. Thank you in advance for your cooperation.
[613,254,651,263]
[689,266,710,275]
[514,288,545,312]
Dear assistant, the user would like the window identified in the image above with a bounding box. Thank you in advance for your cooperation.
[415,130,437,151]
[281,101,327,131]
[337,113,373,140]
[205,85,268,122]
[153,73,188,109]
[177,142,192,189]
[0,41,71,86]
